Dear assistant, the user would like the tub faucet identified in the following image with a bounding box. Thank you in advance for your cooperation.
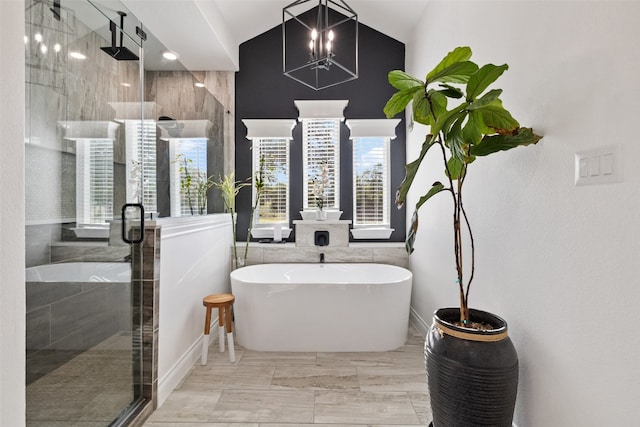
[320,253,325,263]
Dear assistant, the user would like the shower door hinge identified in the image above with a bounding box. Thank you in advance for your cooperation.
[136,26,147,42]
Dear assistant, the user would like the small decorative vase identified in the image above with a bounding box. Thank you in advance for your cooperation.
[316,209,327,221]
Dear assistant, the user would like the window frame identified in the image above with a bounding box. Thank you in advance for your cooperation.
[346,119,400,239]
[252,137,290,226]
[243,119,296,228]
[352,135,391,228]
[301,118,341,210]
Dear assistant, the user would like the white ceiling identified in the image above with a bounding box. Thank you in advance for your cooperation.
[122,0,428,71]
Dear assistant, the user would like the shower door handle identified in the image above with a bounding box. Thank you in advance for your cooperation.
[121,203,145,244]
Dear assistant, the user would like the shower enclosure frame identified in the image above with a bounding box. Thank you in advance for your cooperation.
[24,0,157,425]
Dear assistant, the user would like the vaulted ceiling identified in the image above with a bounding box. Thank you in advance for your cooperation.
[122,0,428,71]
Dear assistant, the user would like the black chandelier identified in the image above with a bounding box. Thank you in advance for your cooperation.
[282,0,358,90]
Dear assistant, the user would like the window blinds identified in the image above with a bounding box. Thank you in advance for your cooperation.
[125,120,157,213]
[254,138,289,224]
[76,138,114,224]
[302,119,340,210]
[353,137,390,226]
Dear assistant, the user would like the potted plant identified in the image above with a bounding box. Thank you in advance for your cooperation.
[384,46,542,426]
[213,170,264,270]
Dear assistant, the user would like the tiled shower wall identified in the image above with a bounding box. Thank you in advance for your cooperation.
[25,0,235,265]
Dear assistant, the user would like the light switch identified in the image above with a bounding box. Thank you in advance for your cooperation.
[589,156,601,176]
[575,144,622,186]
[579,158,589,178]
[602,153,614,175]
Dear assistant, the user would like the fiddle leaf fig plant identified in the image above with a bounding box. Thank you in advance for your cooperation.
[384,46,542,326]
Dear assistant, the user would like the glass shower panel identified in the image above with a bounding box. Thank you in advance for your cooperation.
[25,0,145,425]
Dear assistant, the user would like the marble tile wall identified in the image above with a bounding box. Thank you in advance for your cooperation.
[145,70,227,216]
[25,279,130,384]
[294,220,351,248]
[242,243,409,269]
[26,0,140,224]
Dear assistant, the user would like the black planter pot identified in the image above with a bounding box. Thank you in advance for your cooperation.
[426,308,519,427]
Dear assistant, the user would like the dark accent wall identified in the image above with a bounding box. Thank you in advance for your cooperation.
[235,14,406,242]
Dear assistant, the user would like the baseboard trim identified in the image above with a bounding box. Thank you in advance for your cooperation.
[157,318,219,406]
[410,306,430,337]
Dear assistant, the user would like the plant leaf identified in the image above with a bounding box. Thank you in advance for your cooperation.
[466,63,509,101]
[426,46,473,83]
[388,70,423,91]
[462,110,489,146]
[467,89,503,110]
[470,127,543,157]
[438,83,464,99]
[477,100,520,132]
[405,210,418,254]
[428,61,479,85]
[405,181,447,254]
[412,89,432,125]
[431,102,468,136]
[429,90,449,119]
[446,157,465,180]
[446,116,467,162]
[395,134,436,208]
[384,87,421,118]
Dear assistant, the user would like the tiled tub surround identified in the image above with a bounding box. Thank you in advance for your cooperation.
[293,220,352,247]
[25,262,132,384]
[242,242,409,269]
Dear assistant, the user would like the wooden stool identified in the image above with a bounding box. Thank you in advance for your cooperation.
[202,293,235,364]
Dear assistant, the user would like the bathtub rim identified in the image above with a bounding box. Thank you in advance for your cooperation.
[230,262,412,285]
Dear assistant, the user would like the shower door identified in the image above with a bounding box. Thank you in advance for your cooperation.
[25,0,147,425]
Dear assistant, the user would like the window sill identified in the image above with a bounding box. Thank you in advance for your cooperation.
[350,228,394,240]
[251,227,292,239]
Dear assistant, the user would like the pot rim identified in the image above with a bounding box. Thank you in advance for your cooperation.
[433,307,509,342]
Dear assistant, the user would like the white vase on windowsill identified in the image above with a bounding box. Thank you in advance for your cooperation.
[315,209,327,221]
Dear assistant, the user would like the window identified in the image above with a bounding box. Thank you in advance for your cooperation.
[76,138,114,224]
[253,138,289,224]
[125,120,157,213]
[302,118,340,210]
[353,136,390,227]
[346,119,400,239]
[243,119,296,226]
[169,138,208,216]
[295,100,347,211]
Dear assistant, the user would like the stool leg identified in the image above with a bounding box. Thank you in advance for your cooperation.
[201,306,212,365]
[225,304,235,363]
[218,306,225,353]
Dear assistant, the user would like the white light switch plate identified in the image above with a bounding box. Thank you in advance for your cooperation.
[575,144,622,186]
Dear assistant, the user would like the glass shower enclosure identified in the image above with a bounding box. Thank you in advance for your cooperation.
[25,0,147,424]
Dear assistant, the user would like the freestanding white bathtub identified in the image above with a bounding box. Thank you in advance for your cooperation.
[230,263,412,352]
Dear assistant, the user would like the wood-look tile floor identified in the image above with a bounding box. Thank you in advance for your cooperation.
[144,325,432,426]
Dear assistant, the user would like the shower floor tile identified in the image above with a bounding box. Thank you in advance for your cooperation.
[26,334,134,426]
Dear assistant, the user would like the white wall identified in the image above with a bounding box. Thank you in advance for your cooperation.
[406,2,640,426]
[0,0,26,425]
[156,214,233,405]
